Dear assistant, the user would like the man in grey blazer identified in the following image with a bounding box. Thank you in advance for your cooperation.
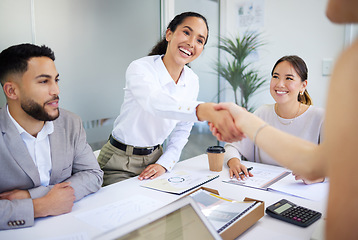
[0,43,103,230]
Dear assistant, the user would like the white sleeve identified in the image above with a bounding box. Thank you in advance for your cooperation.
[224,142,242,166]
[224,137,255,165]
[126,61,202,122]
[156,121,193,171]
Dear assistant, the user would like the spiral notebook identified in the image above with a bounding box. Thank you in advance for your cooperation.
[140,170,219,195]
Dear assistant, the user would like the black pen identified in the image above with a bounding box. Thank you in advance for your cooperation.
[239,167,253,175]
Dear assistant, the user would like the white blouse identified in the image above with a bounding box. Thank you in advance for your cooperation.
[112,55,202,171]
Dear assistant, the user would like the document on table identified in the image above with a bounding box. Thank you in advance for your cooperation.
[222,162,291,190]
[222,161,329,201]
[141,170,219,195]
[190,189,259,233]
[268,173,329,201]
[75,195,163,231]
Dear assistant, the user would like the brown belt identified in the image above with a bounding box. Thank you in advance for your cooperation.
[109,135,159,155]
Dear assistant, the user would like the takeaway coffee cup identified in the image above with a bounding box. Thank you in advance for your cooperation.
[206,146,226,172]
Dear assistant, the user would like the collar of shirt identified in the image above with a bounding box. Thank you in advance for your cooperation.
[155,55,187,87]
[6,105,54,140]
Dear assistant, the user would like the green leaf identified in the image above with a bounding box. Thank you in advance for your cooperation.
[216,31,267,112]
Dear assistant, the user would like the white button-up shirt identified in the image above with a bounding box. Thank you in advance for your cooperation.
[7,105,53,186]
[112,55,202,171]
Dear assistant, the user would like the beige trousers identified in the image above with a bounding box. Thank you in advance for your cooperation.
[97,140,163,186]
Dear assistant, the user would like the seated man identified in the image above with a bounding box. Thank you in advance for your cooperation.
[0,43,103,230]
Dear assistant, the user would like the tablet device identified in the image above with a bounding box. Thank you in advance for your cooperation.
[95,196,222,240]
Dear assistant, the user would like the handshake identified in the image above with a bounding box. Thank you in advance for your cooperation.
[196,102,250,143]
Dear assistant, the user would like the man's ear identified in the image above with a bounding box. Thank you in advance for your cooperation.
[3,82,19,100]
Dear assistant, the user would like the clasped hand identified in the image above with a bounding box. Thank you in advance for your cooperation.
[209,102,248,143]
[0,182,76,218]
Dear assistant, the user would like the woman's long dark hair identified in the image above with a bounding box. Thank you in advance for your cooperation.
[148,12,209,56]
[271,55,313,105]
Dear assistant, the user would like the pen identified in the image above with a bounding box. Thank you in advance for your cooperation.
[239,167,253,175]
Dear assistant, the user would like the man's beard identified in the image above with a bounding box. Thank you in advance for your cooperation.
[21,96,60,121]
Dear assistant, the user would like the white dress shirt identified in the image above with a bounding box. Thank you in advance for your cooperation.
[112,55,202,171]
[7,105,53,186]
[224,104,325,166]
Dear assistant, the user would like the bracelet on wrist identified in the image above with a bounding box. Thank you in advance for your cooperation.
[253,123,268,146]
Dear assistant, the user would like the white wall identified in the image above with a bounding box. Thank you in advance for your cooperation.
[220,0,345,110]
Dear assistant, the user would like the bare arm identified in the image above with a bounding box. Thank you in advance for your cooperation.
[214,103,326,180]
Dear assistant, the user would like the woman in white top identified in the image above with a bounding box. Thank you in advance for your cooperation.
[224,56,324,183]
[98,12,242,186]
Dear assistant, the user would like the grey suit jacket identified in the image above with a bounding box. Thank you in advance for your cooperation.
[0,107,103,230]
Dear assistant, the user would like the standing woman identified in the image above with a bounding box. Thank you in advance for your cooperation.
[224,56,325,183]
[98,12,239,186]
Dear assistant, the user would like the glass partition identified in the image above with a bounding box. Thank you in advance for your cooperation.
[0,0,161,150]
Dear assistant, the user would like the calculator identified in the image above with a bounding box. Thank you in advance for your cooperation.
[265,199,321,227]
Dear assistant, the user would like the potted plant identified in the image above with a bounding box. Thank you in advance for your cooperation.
[216,31,267,112]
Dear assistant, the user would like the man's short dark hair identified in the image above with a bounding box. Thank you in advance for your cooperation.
[0,43,55,86]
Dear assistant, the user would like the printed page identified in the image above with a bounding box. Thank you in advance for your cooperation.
[190,189,256,232]
[268,173,329,201]
[141,170,219,194]
[222,162,291,190]
[75,195,163,231]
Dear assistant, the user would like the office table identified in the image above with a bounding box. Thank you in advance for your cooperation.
[0,154,328,240]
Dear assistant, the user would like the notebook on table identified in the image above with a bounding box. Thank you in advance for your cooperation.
[141,170,219,195]
[222,162,290,190]
[94,196,222,240]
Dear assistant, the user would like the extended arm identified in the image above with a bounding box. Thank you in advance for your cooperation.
[215,103,326,180]
[127,61,244,142]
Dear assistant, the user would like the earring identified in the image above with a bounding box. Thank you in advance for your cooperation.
[300,91,304,95]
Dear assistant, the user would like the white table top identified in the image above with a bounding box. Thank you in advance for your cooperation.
[0,154,328,240]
